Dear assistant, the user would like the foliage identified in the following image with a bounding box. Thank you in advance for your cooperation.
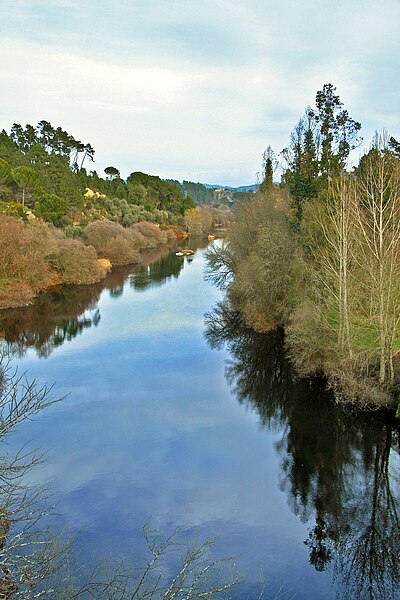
[131,221,168,247]
[0,215,105,308]
[259,146,277,192]
[208,109,400,406]
[281,83,362,219]
[46,238,107,285]
[83,220,143,265]
[0,200,27,219]
[0,122,200,233]
[220,188,299,332]
[184,206,232,236]
[166,179,215,206]
[104,166,120,180]
[0,216,55,307]
[35,193,68,225]
[126,171,193,214]
[11,165,39,206]
[10,120,94,170]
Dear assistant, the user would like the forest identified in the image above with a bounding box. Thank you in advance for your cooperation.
[207,84,400,411]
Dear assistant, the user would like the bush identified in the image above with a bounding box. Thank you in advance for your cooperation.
[226,189,298,331]
[46,238,107,285]
[165,228,177,240]
[83,220,142,265]
[0,280,34,309]
[0,201,26,220]
[131,221,167,247]
[0,216,54,293]
[64,224,84,239]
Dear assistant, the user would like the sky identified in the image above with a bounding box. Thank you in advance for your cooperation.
[0,0,399,186]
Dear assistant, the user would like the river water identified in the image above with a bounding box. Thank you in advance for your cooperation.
[1,241,399,599]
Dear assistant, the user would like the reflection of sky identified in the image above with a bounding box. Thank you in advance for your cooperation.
[8,248,333,599]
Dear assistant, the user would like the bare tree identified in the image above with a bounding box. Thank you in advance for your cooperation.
[354,134,400,385]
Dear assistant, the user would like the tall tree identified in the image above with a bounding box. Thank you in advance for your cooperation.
[260,145,276,191]
[104,166,120,180]
[281,110,319,218]
[309,83,362,179]
[11,166,39,205]
[354,135,400,385]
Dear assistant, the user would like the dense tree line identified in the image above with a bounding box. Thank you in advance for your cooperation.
[0,121,198,229]
[207,84,400,410]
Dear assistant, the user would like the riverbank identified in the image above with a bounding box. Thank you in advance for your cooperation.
[0,214,186,310]
[206,183,400,414]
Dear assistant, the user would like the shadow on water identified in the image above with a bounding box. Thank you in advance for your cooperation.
[204,301,400,600]
[0,241,205,359]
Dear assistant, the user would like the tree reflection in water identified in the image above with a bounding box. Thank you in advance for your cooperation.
[0,246,191,359]
[205,301,400,600]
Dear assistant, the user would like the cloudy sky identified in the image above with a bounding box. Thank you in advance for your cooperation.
[1,0,399,185]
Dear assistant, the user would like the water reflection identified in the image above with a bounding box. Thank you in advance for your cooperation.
[130,250,187,292]
[205,301,400,600]
[0,285,103,358]
[0,243,199,359]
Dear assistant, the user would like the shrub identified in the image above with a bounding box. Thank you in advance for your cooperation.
[64,224,84,239]
[46,238,107,285]
[100,236,141,266]
[0,281,34,309]
[131,221,167,247]
[226,189,298,331]
[0,201,26,220]
[165,228,177,240]
[0,216,54,293]
[83,220,142,265]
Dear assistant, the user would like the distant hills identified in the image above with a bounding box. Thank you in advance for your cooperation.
[164,179,257,207]
[202,183,259,192]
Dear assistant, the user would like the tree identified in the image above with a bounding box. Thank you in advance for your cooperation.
[11,165,39,205]
[35,193,67,225]
[282,85,361,218]
[310,83,362,179]
[353,135,400,385]
[260,145,276,191]
[80,142,95,169]
[0,158,12,184]
[281,109,320,218]
[104,166,120,180]
[388,136,400,159]
[299,175,357,361]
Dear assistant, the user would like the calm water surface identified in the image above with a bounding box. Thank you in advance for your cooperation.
[1,241,399,599]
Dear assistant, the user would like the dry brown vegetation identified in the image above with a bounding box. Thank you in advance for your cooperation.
[131,220,168,247]
[46,238,107,284]
[184,206,232,236]
[83,220,173,265]
[0,215,178,309]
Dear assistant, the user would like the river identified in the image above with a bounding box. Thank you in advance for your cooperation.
[1,240,399,599]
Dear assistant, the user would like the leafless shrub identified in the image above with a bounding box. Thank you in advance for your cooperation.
[47,238,107,285]
[131,221,167,248]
